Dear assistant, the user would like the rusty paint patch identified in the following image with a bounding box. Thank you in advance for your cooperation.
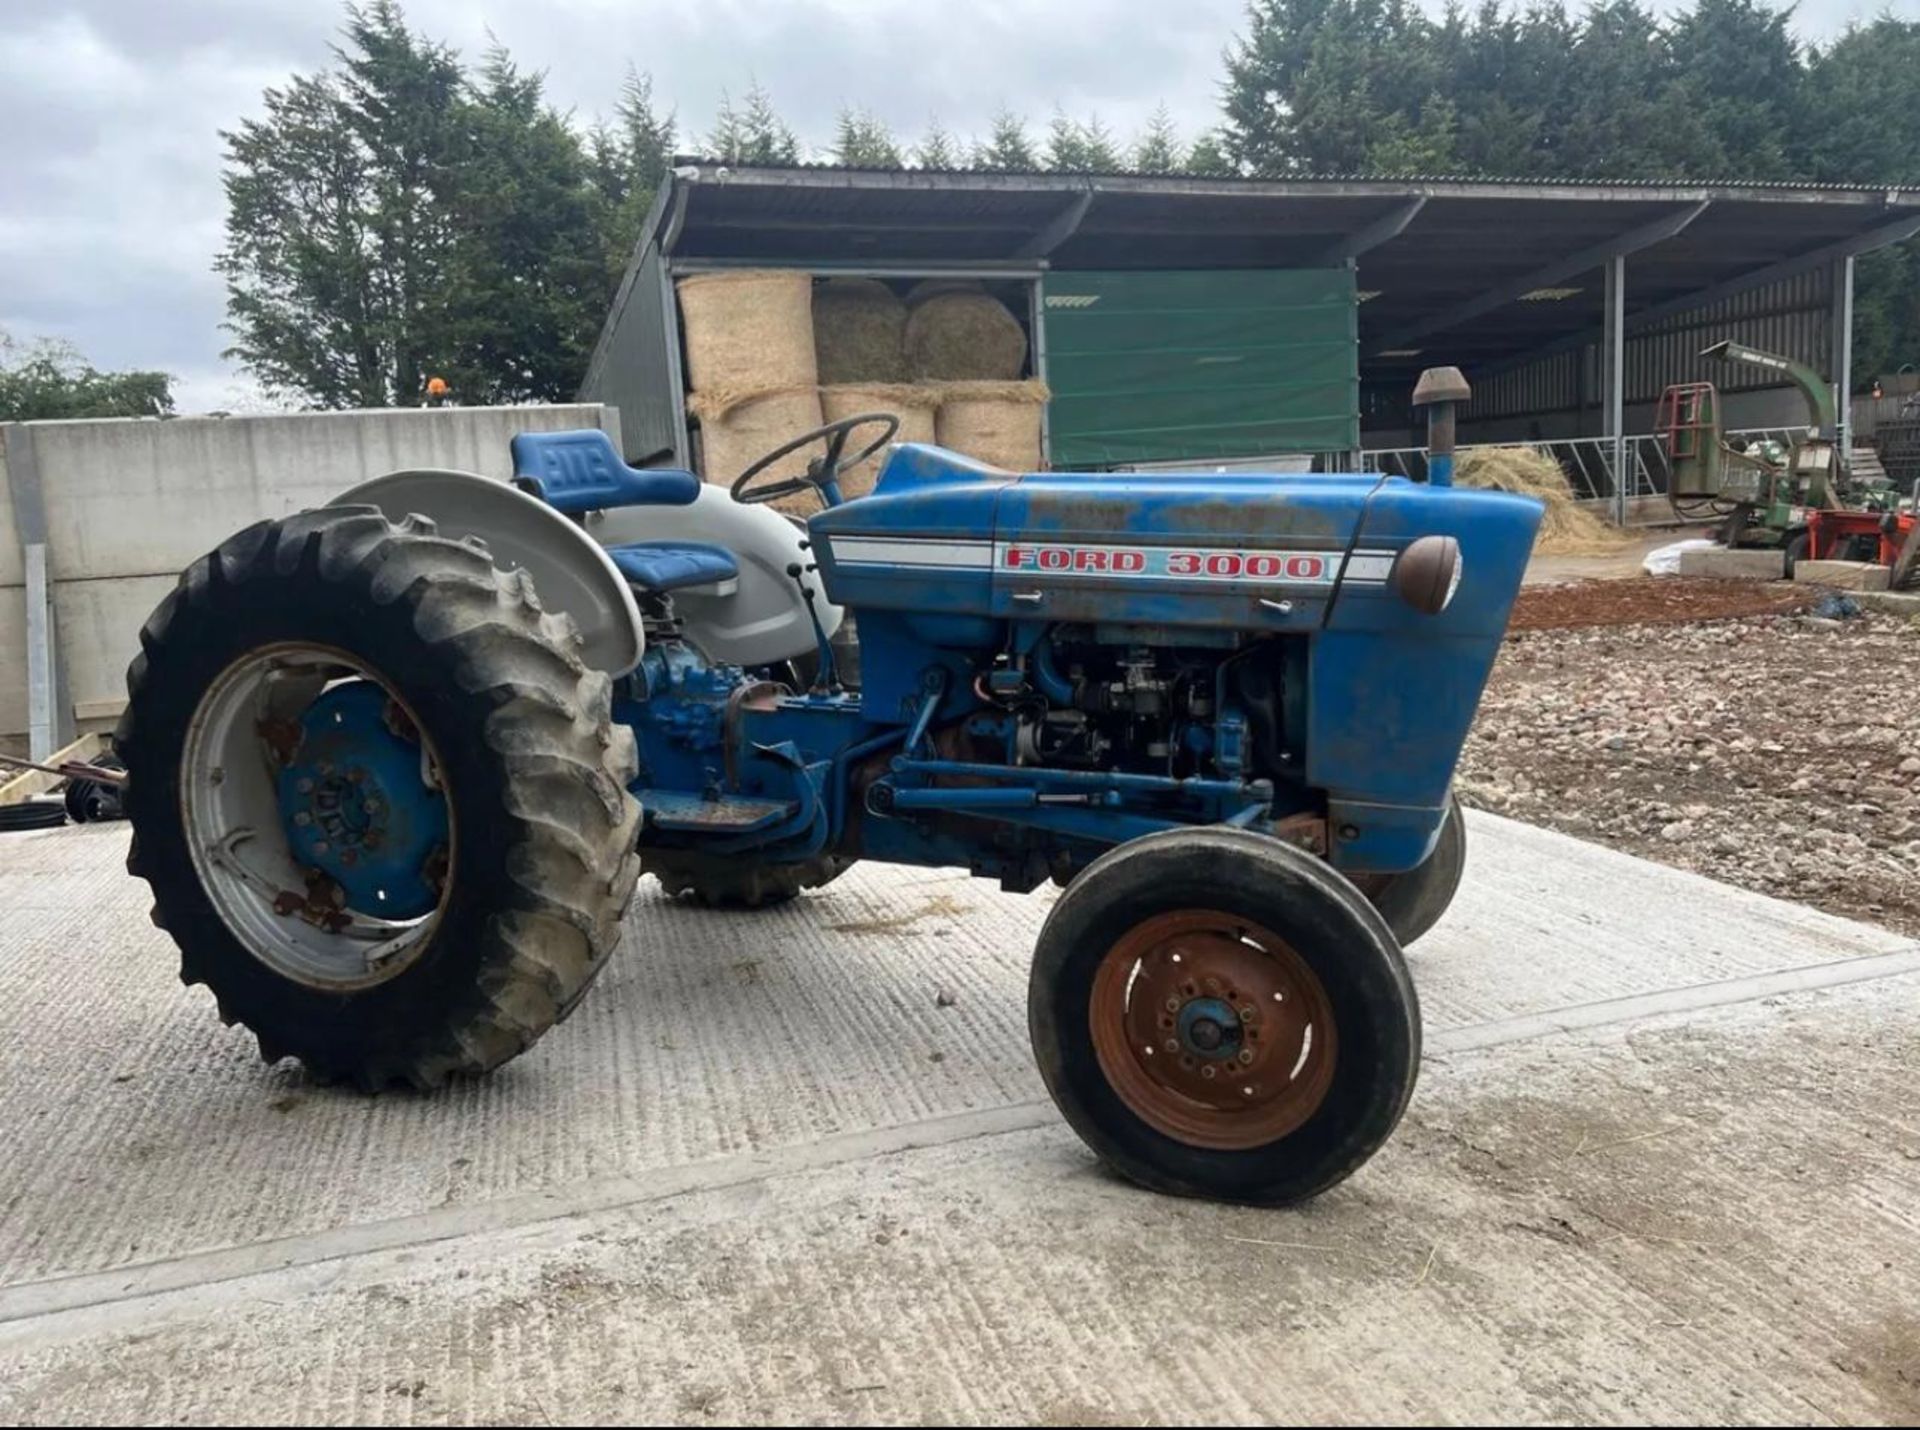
[273,867,352,933]
[1268,811,1330,858]
[255,717,304,768]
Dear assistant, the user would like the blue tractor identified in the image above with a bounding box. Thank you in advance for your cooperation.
[118,367,1538,1205]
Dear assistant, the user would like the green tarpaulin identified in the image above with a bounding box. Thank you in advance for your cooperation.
[1041,269,1358,467]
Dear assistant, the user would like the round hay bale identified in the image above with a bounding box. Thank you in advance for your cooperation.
[905,278,985,307]
[819,383,940,499]
[934,380,1049,473]
[689,385,826,499]
[813,279,907,384]
[1454,445,1635,556]
[676,270,817,394]
[904,291,1027,381]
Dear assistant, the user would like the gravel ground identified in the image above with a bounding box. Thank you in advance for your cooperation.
[1461,578,1920,937]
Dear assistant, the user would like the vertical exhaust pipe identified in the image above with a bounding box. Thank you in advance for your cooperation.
[1411,366,1471,487]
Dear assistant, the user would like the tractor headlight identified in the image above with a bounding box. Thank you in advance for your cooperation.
[1392,535,1463,615]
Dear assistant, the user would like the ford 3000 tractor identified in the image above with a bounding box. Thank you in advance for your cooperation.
[118,366,1538,1205]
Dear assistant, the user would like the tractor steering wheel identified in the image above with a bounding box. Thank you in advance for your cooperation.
[729,412,900,508]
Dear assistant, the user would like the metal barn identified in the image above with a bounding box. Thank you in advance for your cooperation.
[582,163,1920,515]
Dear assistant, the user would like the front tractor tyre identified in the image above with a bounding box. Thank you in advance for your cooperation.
[1029,826,1419,1206]
[116,507,643,1090]
[1354,796,1467,948]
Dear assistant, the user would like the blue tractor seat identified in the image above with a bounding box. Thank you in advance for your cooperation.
[510,429,701,514]
[604,542,740,593]
[510,429,736,594]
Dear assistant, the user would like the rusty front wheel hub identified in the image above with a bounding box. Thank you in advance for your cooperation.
[1089,909,1337,1150]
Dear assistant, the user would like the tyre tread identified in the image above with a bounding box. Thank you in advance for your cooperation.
[118,506,641,1089]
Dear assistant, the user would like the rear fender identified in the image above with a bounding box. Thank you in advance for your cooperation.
[331,468,645,677]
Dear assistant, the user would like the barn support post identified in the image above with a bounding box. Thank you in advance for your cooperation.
[1604,254,1627,525]
[1830,255,1854,457]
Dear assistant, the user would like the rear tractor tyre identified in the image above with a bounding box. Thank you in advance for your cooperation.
[643,852,854,909]
[1353,796,1466,948]
[117,506,643,1090]
[1029,826,1419,1206]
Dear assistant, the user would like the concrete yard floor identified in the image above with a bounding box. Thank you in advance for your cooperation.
[1522,526,1704,586]
[2,815,1918,1425]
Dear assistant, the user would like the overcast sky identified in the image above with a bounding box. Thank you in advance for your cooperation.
[0,0,1888,413]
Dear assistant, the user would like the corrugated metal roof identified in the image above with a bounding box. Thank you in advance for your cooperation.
[670,156,1917,196]
[583,158,1920,435]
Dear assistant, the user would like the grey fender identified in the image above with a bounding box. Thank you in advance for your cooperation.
[331,469,645,676]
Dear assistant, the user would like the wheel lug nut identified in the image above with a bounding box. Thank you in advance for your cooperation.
[1238,1049,1254,1065]
[1239,1005,1256,1021]
[292,811,312,827]
[1200,1065,1217,1080]
[1163,1039,1180,1054]
[296,778,314,794]
[1164,998,1180,1012]
[1204,978,1221,993]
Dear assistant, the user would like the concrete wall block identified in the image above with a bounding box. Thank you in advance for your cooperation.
[1677,546,1787,580]
[2,404,622,737]
[25,404,618,583]
[1855,589,1920,616]
[57,576,177,720]
[0,586,24,736]
[0,435,18,587]
[1792,559,1892,591]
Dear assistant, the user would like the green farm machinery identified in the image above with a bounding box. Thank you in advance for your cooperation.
[1658,339,1919,582]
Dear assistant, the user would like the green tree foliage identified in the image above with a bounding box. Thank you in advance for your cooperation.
[832,108,904,167]
[709,81,800,164]
[1224,0,1447,174]
[1184,131,1238,177]
[1664,0,1804,179]
[1221,0,1865,180]
[1805,15,1920,185]
[586,68,677,296]
[220,2,618,406]
[1078,115,1123,172]
[220,3,676,407]
[1046,108,1087,171]
[219,2,463,407]
[1045,111,1124,173]
[1132,105,1182,174]
[975,107,1040,171]
[0,331,173,421]
[444,48,609,404]
[220,1,1920,407]
[1219,0,1920,378]
[590,68,675,243]
[914,118,960,170]
[1808,16,1920,381]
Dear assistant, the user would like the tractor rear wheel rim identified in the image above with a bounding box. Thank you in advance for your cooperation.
[181,642,453,991]
[1090,909,1337,1151]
